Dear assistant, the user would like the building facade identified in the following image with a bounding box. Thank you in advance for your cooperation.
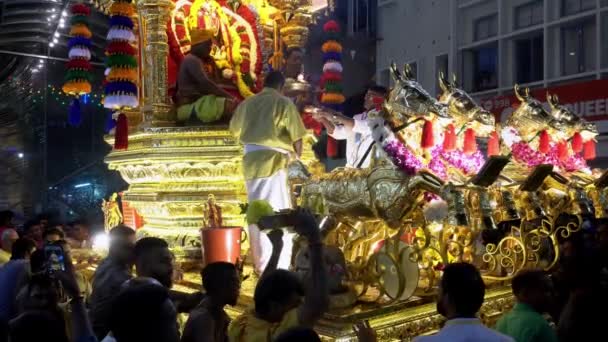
[376,0,608,165]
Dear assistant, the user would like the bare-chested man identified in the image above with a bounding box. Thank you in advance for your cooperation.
[176,29,236,123]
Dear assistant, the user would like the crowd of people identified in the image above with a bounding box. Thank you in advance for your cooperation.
[0,207,607,342]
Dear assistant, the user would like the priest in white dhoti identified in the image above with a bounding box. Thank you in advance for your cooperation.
[229,71,307,274]
[317,85,387,168]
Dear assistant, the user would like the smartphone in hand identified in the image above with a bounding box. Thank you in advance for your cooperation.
[44,243,66,273]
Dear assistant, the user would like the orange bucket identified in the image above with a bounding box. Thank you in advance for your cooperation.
[201,227,244,265]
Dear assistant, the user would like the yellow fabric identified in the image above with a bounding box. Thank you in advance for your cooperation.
[190,29,214,46]
[228,308,299,342]
[177,95,226,122]
[229,88,307,180]
[0,249,9,265]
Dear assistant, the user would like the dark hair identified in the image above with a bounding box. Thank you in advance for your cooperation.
[254,269,304,316]
[441,263,485,317]
[512,270,547,297]
[202,262,237,295]
[9,310,68,342]
[134,237,168,259]
[30,249,46,274]
[110,279,175,341]
[43,227,65,240]
[368,85,388,95]
[109,224,136,240]
[0,210,14,225]
[285,47,303,59]
[274,327,321,342]
[23,220,40,233]
[10,238,36,260]
[264,71,286,89]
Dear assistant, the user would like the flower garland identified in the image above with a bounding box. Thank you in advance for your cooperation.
[321,20,345,158]
[104,0,138,150]
[62,3,92,127]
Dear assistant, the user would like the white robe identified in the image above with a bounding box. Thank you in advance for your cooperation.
[244,145,295,274]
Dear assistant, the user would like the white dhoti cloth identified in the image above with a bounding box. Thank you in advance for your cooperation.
[244,145,295,274]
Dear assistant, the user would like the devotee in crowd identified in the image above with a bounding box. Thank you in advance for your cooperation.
[317,85,388,168]
[414,262,513,342]
[181,262,240,342]
[23,220,44,249]
[228,209,328,342]
[496,270,557,342]
[89,225,136,340]
[43,226,66,244]
[229,71,308,275]
[134,237,203,313]
[556,254,608,342]
[0,228,18,265]
[0,238,35,341]
[273,327,321,342]
[175,29,236,124]
[105,277,180,342]
[11,250,96,342]
[66,220,92,249]
[0,211,14,238]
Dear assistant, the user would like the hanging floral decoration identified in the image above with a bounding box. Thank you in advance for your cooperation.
[104,0,139,150]
[320,20,345,158]
[62,3,93,127]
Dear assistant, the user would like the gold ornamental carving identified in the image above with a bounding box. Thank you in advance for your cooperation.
[137,0,175,126]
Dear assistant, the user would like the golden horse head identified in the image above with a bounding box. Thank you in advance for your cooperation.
[383,62,451,129]
[546,93,598,141]
[438,72,496,137]
[506,84,563,139]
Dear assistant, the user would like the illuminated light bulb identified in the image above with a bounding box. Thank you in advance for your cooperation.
[59,18,65,23]
[49,42,55,47]
[53,38,58,43]
[62,10,67,17]
[54,32,60,38]
[93,233,110,252]
[59,23,65,28]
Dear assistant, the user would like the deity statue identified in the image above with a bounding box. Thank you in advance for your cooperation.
[102,193,123,233]
[203,194,223,228]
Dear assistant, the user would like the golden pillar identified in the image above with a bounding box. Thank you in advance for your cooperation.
[137,0,175,126]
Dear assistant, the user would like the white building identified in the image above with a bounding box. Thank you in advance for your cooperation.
[375,0,608,165]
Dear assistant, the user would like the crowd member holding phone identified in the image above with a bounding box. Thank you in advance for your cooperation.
[228,209,328,342]
[9,244,96,342]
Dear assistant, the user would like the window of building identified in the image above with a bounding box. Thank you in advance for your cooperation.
[352,0,377,36]
[515,35,544,83]
[602,13,608,68]
[435,54,449,93]
[561,20,597,75]
[515,1,543,29]
[473,45,498,92]
[474,14,498,41]
[562,0,595,16]
[379,68,392,88]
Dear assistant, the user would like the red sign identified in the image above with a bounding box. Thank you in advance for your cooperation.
[479,79,608,123]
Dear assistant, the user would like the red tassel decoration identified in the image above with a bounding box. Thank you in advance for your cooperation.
[538,130,550,153]
[421,120,435,149]
[443,124,457,151]
[487,131,500,157]
[114,113,129,150]
[327,136,338,158]
[557,140,569,161]
[583,140,596,160]
[463,128,477,155]
[571,132,583,153]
